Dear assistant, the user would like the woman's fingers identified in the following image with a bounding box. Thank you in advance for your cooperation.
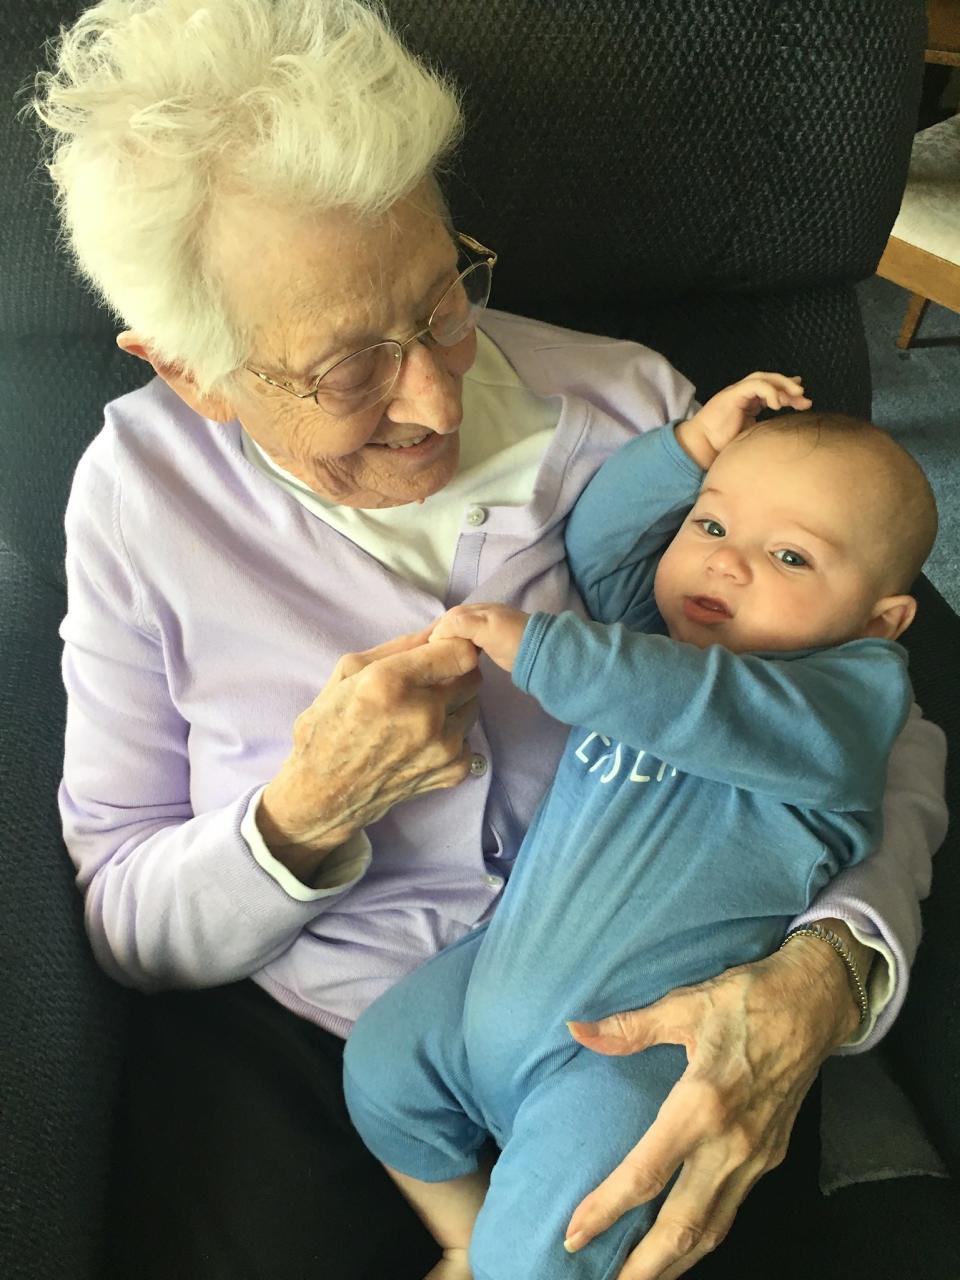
[333,626,475,686]
[331,625,437,682]
[567,998,693,1057]
[348,641,481,735]
[405,745,477,796]
[376,635,480,687]
[616,1210,728,1280]
[564,1137,683,1250]
[564,1070,701,1247]
[410,635,481,680]
[614,1127,783,1280]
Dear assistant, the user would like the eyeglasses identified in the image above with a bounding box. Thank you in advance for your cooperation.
[243,232,497,418]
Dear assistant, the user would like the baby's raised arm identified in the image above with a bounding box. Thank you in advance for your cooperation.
[675,371,810,469]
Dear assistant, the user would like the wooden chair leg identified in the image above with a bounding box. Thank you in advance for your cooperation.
[896,292,930,349]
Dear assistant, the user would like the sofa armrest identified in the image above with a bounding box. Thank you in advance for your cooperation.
[0,544,128,1280]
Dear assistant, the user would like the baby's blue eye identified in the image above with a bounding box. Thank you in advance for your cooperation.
[696,519,725,538]
[773,548,808,567]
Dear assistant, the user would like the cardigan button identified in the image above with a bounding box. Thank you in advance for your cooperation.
[469,753,488,777]
[483,873,504,890]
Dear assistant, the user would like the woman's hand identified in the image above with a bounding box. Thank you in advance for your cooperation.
[430,603,531,674]
[258,627,482,883]
[563,926,864,1279]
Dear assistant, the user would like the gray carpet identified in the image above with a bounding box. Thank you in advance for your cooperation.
[859,275,960,614]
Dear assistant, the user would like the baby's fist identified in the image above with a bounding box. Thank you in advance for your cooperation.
[430,604,530,673]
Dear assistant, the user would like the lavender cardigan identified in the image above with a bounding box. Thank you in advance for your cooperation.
[59,310,948,1047]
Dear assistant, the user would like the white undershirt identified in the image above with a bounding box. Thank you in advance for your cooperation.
[241,330,559,598]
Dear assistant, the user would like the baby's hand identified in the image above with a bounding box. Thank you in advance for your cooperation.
[678,372,811,468]
[429,604,530,674]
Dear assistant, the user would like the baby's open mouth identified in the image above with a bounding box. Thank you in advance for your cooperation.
[691,596,731,616]
[682,596,733,624]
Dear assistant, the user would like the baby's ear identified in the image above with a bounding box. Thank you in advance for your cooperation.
[864,594,917,641]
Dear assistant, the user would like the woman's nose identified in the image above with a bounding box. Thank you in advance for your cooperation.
[384,338,463,434]
[706,545,751,583]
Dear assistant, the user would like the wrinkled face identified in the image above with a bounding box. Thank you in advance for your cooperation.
[654,431,889,653]
[215,183,476,508]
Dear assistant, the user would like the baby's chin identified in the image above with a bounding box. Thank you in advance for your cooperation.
[667,623,862,656]
[665,618,729,650]
[665,618,788,654]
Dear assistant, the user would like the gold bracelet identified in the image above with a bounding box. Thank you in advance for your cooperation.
[780,923,869,1026]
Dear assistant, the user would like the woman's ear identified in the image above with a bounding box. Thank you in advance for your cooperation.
[116,332,235,422]
[863,594,917,642]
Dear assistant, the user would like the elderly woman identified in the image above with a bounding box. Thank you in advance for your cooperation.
[32,2,946,1279]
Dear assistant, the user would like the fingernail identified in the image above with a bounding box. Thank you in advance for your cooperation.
[566,1019,598,1034]
[564,1232,587,1253]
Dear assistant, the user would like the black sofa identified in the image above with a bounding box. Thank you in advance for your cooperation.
[1,2,957,1277]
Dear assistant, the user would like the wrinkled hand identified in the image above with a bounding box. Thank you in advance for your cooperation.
[563,935,859,1280]
[677,373,811,469]
[258,627,481,880]
[430,603,531,674]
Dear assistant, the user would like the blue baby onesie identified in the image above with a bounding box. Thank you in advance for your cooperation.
[344,424,912,1280]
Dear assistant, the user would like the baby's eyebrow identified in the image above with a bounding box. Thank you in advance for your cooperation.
[695,490,843,553]
[788,522,843,553]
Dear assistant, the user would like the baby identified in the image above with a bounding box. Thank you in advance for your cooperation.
[343,374,938,1280]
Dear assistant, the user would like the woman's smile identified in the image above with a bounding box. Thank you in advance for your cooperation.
[364,427,456,465]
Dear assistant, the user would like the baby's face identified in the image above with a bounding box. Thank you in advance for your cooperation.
[654,430,889,654]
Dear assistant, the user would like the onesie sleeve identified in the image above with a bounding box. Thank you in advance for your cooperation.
[59,431,365,992]
[564,424,704,623]
[513,614,912,811]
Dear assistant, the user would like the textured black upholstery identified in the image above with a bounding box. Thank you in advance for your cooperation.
[0,546,129,1280]
[1,2,957,1278]
[889,580,960,1175]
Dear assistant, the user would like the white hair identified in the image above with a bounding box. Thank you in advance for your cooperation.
[29,0,463,394]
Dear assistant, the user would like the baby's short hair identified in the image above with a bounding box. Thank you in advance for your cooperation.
[742,410,938,594]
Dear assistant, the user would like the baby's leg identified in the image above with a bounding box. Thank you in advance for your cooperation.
[343,928,492,1277]
[468,1042,686,1280]
[391,1164,491,1280]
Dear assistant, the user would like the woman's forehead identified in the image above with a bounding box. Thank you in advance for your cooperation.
[213,187,455,370]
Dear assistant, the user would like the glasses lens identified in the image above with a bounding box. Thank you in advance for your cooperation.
[315,343,402,417]
[429,262,492,348]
